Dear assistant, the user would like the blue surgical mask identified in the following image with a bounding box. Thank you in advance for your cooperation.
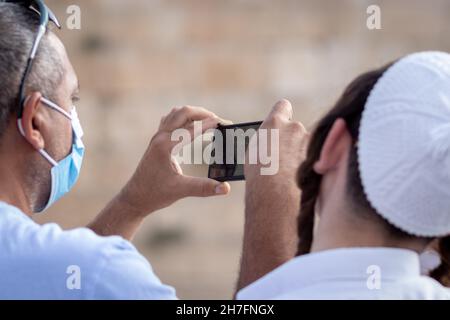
[17,97,85,213]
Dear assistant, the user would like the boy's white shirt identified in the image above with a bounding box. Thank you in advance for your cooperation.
[237,247,450,300]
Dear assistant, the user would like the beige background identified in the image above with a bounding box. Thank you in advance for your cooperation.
[34,0,450,299]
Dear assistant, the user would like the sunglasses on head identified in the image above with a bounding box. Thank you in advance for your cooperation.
[1,0,61,118]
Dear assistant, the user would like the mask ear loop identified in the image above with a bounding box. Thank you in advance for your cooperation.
[38,149,58,166]
[39,98,74,166]
[40,97,72,120]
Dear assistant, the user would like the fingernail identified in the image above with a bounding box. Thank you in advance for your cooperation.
[218,119,233,125]
[215,183,227,194]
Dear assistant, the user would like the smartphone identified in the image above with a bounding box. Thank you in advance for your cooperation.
[208,121,263,182]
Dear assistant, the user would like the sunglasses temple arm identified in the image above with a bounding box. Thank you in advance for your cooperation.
[48,8,61,28]
[30,25,45,58]
[35,0,61,28]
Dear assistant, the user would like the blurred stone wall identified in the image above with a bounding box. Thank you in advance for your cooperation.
[34,0,450,299]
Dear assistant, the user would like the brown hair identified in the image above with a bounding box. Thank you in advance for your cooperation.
[295,62,450,287]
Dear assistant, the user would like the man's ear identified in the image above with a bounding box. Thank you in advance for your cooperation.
[313,118,353,175]
[20,92,45,151]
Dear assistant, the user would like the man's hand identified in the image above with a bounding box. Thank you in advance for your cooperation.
[121,105,231,215]
[89,106,231,240]
[237,99,309,292]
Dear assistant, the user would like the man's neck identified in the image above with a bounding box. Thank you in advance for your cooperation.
[0,157,32,216]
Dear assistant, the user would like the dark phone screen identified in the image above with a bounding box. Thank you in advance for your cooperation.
[208,121,262,181]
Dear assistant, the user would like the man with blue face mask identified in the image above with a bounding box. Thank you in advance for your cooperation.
[0,1,232,299]
[17,97,84,212]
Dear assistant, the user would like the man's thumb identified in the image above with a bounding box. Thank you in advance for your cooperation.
[268,99,293,122]
[181,177,230,197]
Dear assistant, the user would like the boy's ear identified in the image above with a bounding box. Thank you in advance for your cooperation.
[313,118,353,175]
[19,92,45,150]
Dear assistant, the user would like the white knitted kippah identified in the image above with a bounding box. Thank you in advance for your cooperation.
[358,51,450,237]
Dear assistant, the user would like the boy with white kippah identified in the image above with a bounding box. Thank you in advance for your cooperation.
[237,51,450,300]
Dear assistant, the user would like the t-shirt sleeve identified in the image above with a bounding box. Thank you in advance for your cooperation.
[88,236,177,300]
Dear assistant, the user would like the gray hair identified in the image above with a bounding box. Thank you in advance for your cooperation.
[0,3,64,138]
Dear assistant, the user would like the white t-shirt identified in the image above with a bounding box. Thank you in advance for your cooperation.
[0,201,177,299]
[237,247,450,300]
